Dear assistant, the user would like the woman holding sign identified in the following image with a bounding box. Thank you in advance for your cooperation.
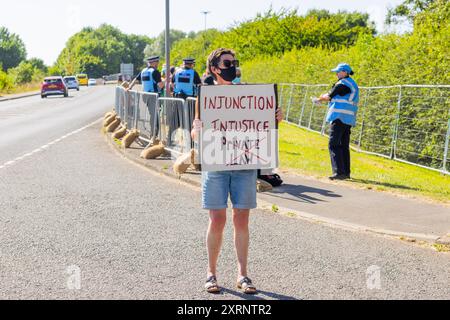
[192,48,283,294]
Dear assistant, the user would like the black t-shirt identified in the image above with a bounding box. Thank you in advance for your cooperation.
[134,68,162,92]
[202,75,215,85]
[329,76,352,98]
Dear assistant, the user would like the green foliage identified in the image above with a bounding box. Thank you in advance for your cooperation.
[9,61,35,85]
[144,29,186,59]
[208,9,376,61]
[171,29,222,73]
[241,3,449,86]
[55,24,152,78]
[0,69,13,91]
[386,0,436,25]
[27,58,48,73]
[0,26,27,71]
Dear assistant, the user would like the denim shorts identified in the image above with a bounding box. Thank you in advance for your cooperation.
[202,170,257,210]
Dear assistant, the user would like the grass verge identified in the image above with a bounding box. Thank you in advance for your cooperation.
[279,122,450,203]
[0,82,41,97]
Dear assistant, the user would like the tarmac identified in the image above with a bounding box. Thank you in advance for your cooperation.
[104,132,450,245]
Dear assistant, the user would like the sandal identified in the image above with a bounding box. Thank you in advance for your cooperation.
[237,276,257,294]
[205,276,221,294]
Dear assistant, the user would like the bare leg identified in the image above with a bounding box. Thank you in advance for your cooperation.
[207,209,227,278]
[232,209,250,278]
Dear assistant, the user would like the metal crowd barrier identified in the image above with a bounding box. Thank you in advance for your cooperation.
[114,87,197,157]
[136,92,159,142]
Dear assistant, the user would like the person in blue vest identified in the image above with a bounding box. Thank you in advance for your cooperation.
[171,58,202,99]
[128,56,164,141]
[315,63,359,180]
[128,56,164,94]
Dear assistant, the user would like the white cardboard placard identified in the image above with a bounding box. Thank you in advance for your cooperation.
[199,84,279,172]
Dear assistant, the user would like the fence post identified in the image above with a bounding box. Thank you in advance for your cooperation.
[308,99,315,130]
[124,90,130,127]
[279,84,284,110]
[358,88,371,151]
[115,87,119,114]
[298,86,309,127]
[390,86,402,160]
[443,112,450,174]
[133,91,139,129]
[286,84,294,122]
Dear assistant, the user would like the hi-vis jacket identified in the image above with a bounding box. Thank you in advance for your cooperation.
[141,67,157,92]
[174,69,195,96]
[326,77,359,127]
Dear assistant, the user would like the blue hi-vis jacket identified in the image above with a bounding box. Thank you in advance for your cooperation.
[326,77,359,127]
[141,67,156,92]
[174,69,195,96]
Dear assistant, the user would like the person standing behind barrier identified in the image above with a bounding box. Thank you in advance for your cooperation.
[314,63,359,180]
[192,48,283,295]
[232,67,242,84]
[128,56,164,141]
[128,56,164,94]
[171,58,202,99]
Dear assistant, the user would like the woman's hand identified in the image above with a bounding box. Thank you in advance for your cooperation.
[191,119,203,140]
[276,109,284,123]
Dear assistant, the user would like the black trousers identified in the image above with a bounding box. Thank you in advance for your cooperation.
[329,119,352,176]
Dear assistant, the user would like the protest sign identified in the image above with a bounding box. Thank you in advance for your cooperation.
[199,84,279,172]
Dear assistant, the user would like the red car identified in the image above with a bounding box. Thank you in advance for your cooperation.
[41,76,68,98]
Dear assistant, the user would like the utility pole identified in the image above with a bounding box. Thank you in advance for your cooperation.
[201,11,210,32]
[201,11,210,58]
[165,0,171,97]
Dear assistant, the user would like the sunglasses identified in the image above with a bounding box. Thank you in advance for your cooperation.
[221,59,239,68]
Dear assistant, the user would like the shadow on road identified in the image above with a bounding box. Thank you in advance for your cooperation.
[349,178,419,191]
[220,288,301,300]
[264,183,341,204]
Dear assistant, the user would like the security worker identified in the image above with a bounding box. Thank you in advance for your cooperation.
[171,58,202,98]
[128,56,164,94]
[315,63,359,180]
[127,56,164,142]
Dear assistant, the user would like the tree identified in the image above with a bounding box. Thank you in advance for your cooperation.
[0,27,27,71]
[143,29,187,58]
[386,0,436,25]
[28,58,47,73]
[54,24,153,78]
[9,61,34,84]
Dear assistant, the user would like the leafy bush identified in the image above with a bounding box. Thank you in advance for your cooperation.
[9,61,35,85]
[0,69,13,91]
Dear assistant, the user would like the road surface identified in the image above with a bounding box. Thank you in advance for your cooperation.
[0,86,449,299]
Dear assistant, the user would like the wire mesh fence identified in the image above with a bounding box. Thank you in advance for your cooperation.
[279,83,450,174]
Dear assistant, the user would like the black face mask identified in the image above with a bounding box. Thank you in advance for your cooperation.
[218,66,237,82]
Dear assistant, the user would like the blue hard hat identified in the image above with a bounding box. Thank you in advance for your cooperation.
[331,63,353,74]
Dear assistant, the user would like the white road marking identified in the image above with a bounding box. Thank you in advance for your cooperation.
[0,118,102,170]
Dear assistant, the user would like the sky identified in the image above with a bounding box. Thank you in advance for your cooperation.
[1,0,405,66]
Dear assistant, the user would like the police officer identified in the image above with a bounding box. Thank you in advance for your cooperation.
[128,56,164,94]
[171,58,202,98]
[127,56,164,141]
[315,63,359,180]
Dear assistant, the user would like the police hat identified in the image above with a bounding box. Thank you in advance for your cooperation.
[146,56,160,63]
[183,58,195,64]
